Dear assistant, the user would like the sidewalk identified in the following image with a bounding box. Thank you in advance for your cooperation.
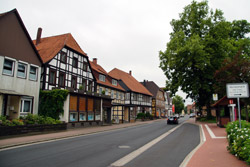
[0,119,158,149]
[185,118,249,167]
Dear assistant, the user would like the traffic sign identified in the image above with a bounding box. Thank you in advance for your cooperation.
[226,83,249,98]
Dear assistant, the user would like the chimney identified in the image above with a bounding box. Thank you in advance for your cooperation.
[93,58,97,64]
[36,27,42,45]
[129,70,132,76]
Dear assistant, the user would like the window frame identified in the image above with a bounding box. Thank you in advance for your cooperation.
[59,72,66,88]
[71,75,77,90]
[3,58,15,76]
[112,79,117,86]
[49,69,56,85]
[99,74,106,82]
[17,62,27,79]
[20,98,33,113]
[72,57,78,68]
[60,51,67,64]
[29,65,38,81]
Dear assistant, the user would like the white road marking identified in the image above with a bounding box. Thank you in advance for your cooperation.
[118,146,131,149]
[110,123,183,167]
[205,124,226,139]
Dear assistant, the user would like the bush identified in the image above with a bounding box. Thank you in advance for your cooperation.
[226,120,250,164]
[0,114,62,126]
[137,113,145,119]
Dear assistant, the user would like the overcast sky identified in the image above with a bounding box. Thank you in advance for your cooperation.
[1,0,250,104]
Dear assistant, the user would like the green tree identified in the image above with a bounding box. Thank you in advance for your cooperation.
[172,95,184,114]
[159,0,250,117]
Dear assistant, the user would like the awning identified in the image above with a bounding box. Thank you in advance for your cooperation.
[0,89,29,96]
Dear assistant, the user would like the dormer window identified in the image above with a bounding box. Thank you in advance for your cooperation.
[60,51,67,63]
[99,74,105,82]
[112,79,117,86]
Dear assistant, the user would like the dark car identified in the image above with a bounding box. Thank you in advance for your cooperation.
[167,116,178,124]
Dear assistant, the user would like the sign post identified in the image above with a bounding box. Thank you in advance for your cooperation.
[226,83,249,128]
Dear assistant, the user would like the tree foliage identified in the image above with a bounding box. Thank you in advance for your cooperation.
[172,95,184,114]
[39,89,69,120]
[159,0,250,114]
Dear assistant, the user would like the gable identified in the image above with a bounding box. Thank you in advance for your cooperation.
[0,9,41,66]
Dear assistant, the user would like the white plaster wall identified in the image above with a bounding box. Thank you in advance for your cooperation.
[0,56,41,115]
[60,94,70,122]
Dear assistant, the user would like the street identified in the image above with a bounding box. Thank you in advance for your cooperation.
[0,116,200,167]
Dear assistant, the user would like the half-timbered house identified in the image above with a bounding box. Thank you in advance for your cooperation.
[141,81,166,118]
[0,9,42,119]
[33,29,111,127]
[90,58,125,123]
[109,68,152,122]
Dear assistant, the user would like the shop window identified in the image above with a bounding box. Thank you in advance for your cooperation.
[88,112,94,121]
[79,112,86,121]
[29,66,38,81]
[70,112,78,122]
[3,58,15,76]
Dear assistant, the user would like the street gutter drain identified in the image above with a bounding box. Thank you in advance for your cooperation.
[118,146,131,149]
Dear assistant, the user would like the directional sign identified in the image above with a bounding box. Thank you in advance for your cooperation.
[226,83,249,98]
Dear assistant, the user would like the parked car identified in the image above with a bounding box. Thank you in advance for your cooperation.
[189,113,196,118]
[167,116,179,124]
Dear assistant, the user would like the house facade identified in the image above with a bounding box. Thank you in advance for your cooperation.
[109,69,152,122]
[33,30,111,126]
[141,81,166,118]
[90,58,125,123]
[0,9,42,119]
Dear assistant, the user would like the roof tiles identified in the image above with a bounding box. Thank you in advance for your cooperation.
[109,68,152,96]
[33,33,86,63]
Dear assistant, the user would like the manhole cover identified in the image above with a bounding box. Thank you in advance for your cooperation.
[118,145,131,149]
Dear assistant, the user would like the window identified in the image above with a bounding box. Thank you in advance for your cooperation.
[59,72,65,87]
[20,98,32,113]
[3,59,15,76]
[29,66,38,81]
[17,62,27,78]
[71,76,77,90]
[79,113,86,121]
[70,112,78,122]
[72,57,78,68]
[88,81,92,92]
[83,62,87,71]
[112,79,117,86]
[60,51,67,63]
[49,69,56,85]
[111,90,114,98]
[81,78,87,91]
[99,74,106,82]
[99,87,103,95]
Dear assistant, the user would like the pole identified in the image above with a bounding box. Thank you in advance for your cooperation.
[237,97,241,129]
[232,105,235,122]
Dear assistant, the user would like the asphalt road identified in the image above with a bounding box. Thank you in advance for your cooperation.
[0,116,200,167]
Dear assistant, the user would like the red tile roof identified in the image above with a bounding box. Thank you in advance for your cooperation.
[90,62,125,91]
[108,68,153,96]
[33,33,87,63]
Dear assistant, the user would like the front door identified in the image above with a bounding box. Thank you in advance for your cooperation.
[103,107,111,124]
